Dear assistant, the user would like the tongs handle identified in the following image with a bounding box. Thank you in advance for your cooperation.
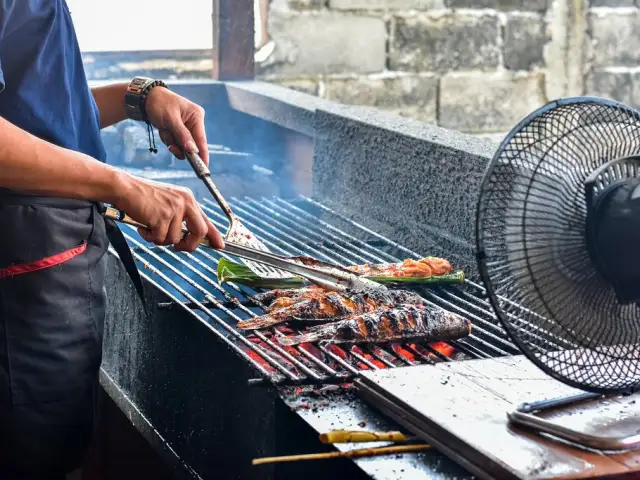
[185,150,234,220]
[101,205,213,249]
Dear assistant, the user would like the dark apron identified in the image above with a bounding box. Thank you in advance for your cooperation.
[0,190,145,479]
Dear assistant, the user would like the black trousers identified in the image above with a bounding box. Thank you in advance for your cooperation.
[0,194,109,479]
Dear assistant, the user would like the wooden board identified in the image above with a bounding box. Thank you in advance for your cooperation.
[355,355,640,480]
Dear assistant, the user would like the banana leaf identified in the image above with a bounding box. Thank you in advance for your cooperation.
[216,258,464,289]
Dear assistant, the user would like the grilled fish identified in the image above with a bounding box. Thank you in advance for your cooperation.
[237,289,426,331]
[278,304,472,346]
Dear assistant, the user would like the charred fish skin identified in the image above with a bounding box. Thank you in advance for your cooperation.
[236,288,428,331]
[237,292,366,331]
[277,304,472,346]
[257,286,425,312]
[375,289,425,306]
[252,287,319,307]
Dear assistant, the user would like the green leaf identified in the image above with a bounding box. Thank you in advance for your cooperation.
[216,258,464,289]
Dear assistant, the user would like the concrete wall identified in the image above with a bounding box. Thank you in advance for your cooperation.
[75,0,639,138]
[260,0,589,139]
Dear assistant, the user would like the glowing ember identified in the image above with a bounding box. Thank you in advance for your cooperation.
[242,346,276,374]
[245,335,302,372]
[430,341,456,358]
[351,346,387,369]
[283,345,301,358]
[391,344,416,363]
[371,347,401,366]
[239,310,461,383]
[299,343,324,361]
[327,344,348,361]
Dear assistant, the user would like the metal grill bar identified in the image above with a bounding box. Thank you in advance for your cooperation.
[115,238,279,379]
[121,196,527,387]
[134,236,329,379]
[191,246,381,378]
[124,233,299,381]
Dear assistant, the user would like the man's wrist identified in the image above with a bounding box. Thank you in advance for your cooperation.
[124,77,168,122]
[101,167,135,206]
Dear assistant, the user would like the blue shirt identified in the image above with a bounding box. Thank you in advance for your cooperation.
[0,0,106,162]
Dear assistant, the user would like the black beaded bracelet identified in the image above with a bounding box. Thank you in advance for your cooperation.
[139,79,168,121]
[125,77,169,154]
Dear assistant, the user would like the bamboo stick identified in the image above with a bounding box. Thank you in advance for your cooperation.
[319,430,412,444]
[252,444,431,466]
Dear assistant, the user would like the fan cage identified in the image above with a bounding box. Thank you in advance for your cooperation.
[476,96,640,394]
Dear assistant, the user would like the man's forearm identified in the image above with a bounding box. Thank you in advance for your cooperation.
[91,82,128,129]
[0,115,130,202]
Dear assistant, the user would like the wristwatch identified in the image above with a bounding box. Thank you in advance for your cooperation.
[124,77,168,122]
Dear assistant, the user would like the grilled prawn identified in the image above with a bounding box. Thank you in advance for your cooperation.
[349,257,452,278]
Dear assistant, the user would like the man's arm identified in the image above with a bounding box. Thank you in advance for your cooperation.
[91,81,210,165]
[0,114,123,201]
[91,83,128,129]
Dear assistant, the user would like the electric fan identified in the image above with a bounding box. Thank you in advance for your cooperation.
[476,96,640,451]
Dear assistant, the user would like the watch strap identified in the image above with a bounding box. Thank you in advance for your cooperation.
[124,77,168,122]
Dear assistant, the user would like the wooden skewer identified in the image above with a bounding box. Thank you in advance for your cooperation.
[252,444,431,466]
[320,429,413,444]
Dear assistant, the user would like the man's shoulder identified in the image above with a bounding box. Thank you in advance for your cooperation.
[0,0,60,38]
[2,0,59,15]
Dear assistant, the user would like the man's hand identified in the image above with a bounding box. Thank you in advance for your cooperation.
[144,87,210,166]
[112,173,224,252]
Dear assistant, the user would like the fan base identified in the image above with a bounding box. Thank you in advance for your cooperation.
[509,393,640,452]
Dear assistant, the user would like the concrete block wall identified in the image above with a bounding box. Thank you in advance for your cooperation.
[585,5,640,107]
[256,0,633,137]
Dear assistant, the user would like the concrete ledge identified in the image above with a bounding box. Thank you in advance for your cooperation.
[223,80,330,136]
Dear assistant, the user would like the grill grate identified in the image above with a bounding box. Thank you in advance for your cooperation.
[117,197,547,386]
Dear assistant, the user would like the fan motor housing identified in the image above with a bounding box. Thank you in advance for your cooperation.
[586,164,640,305]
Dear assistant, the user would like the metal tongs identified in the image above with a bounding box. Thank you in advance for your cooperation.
[102,206,388,293]
[184,151,291,280]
